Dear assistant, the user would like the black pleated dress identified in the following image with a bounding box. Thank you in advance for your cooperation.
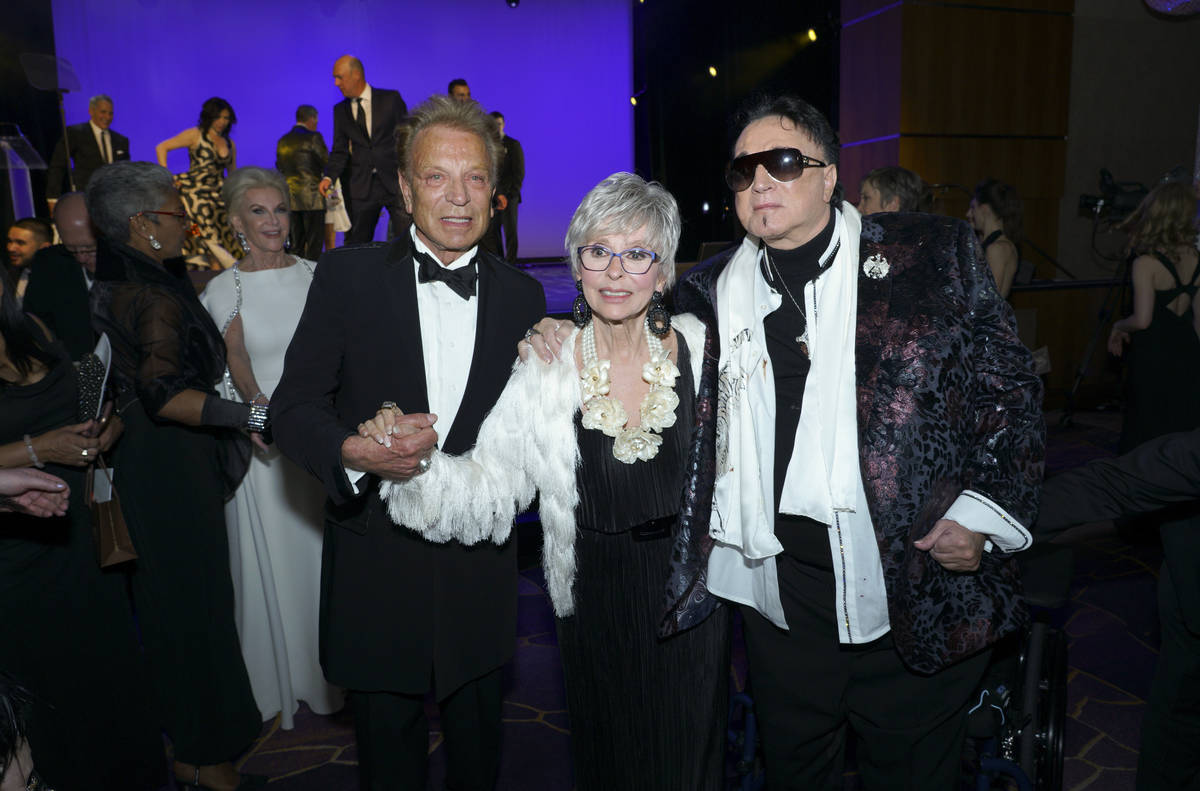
[556,335,732,790]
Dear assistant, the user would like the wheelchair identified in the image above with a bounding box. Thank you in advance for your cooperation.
[967,541,1072,790]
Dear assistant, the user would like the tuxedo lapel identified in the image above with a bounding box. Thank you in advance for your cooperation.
[383,239,429,413]
[443,254,504,453]
[369,92,386,142]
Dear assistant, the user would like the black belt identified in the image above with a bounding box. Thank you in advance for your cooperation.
[630,513,677,542]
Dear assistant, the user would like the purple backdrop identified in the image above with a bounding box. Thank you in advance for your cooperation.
[50,0,634,257]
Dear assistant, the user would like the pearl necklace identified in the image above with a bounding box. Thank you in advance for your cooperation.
[579,321,681,464]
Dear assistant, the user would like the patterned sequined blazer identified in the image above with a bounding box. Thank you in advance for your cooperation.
[675,211,1045,673]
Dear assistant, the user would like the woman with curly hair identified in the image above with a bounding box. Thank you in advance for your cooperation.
[1108,180,1200,452]
[155,97,240,269]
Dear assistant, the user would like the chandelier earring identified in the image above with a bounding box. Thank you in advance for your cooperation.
[236,231,251,254]
[147,235,162,251]
[572,279,592,327]
[646,290,671,338]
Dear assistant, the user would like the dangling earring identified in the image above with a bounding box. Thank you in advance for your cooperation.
[147,235,163,251]
[284,235,292,252]
[572,279,592,327]
[646,290,671,337]
[236,231,250,254]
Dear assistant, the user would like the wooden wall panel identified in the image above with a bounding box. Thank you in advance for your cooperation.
[899,4,1072,136]
[840,139,902,205]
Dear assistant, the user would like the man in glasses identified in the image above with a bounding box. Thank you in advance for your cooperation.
[674,94,1044,789]
[23,193,99,359]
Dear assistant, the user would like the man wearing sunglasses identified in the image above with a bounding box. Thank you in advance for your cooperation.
[673,95,1044,789]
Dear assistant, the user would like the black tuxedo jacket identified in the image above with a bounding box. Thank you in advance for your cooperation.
[276,125,329,212]
[46,123,130,199]
[496,135,525,204]
[271,233,546,696]
[323,88,407,204]
[23,245,94,359]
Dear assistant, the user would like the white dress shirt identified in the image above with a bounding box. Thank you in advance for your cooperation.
[345,226,480,492]
[89,121,111,164]
[354,84,373,140]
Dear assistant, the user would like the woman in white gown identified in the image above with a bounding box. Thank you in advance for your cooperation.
[200,166,344,729]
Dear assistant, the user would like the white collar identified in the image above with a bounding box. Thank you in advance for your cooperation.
[356,84,373,104]
[410,224,478,271]
[89,120,107,137]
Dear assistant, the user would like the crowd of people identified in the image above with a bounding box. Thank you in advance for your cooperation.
[1,50,1197,791]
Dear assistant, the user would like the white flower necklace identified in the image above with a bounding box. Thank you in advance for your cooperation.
[579,321,681,464]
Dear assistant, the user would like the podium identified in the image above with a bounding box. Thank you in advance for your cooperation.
[0,123,47,221]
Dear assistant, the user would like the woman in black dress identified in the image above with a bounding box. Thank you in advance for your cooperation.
[1108,181,1200,452]
[86,161,269,791]
[967,178,1022,299]
[366,173,730,790]
[0,265,163,790]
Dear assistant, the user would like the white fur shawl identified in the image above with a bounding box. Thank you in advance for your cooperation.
[379,313,706,616]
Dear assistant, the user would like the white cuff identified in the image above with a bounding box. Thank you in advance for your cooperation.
[344,466,368,495]
[943,490,1032,554]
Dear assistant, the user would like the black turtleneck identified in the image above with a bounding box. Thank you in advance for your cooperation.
[762,207,837,568]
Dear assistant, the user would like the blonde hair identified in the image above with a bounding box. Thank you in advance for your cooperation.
[1120,181,1199,255]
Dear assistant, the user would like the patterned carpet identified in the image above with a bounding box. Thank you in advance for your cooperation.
[205,410,1156,791]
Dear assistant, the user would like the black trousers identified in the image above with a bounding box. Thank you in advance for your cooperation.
[289,209,325,261]
[345,186,410,245]
[741,555,991,791]
[353,667,505,791]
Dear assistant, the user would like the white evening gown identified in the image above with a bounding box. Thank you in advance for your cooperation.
[200,258,345,728]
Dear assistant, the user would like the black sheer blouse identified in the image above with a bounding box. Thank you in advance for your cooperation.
[573,334,695,534]
[90,242,227,415]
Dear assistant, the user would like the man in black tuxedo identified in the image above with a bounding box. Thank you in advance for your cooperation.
[318,56,409,244]
[23,193,97,358]
[481,111,524,262]
[273,96,546,791]
[45,95,129,208]
[277,104,329,260]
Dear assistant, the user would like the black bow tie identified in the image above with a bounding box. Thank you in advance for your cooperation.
[415,249,478,300]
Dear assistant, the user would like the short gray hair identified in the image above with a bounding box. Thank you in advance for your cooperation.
[89,94,113,109]
[85,161,176,243]
[395,95,500,186]
[222,167,289,218]
[565,172,681,287]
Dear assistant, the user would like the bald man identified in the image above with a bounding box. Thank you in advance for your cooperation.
[23,193,98,358]
[319,55,410,244]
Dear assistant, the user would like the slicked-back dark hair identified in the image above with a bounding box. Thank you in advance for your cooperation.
[0,264,61,383]
[729,93,843,207]
[295,104,318,123]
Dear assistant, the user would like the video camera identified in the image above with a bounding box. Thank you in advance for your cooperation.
[1078,169,1148,221]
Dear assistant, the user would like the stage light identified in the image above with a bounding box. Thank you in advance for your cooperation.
[807,28,817,41]
[630,97,638,106]
[507,0,519,6]
[702,201,711,214]
[708,66,718,77]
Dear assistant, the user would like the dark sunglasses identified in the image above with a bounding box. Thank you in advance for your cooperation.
[724,148,828,192]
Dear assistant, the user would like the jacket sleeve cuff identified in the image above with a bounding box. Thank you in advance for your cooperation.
[944,490,1032,553]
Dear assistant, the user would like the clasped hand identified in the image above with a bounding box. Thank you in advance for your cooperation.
[342,407,438,481]
[914,519,987,572]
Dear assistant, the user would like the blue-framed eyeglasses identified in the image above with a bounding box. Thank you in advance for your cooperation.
[576,244,661,275]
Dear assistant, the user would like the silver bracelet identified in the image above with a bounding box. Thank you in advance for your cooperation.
[24,434,45,468]
[246,402,270,433]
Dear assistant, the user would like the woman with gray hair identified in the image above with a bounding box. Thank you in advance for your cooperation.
[87,161,267,791]
[359,172,731,789]
[199,166,343,731]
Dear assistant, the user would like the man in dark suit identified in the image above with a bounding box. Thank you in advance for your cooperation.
[481,111,524,262]
[673,95,1043,790]
[1036,431,1200,791]
[45,95,129,209]
[5,217,52,304]
[272,96,546,791]
[276,104,329,260]
[23,192,96,358]
[318,55,409,244]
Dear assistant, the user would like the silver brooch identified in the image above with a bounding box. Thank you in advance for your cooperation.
[863,253,889,279]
